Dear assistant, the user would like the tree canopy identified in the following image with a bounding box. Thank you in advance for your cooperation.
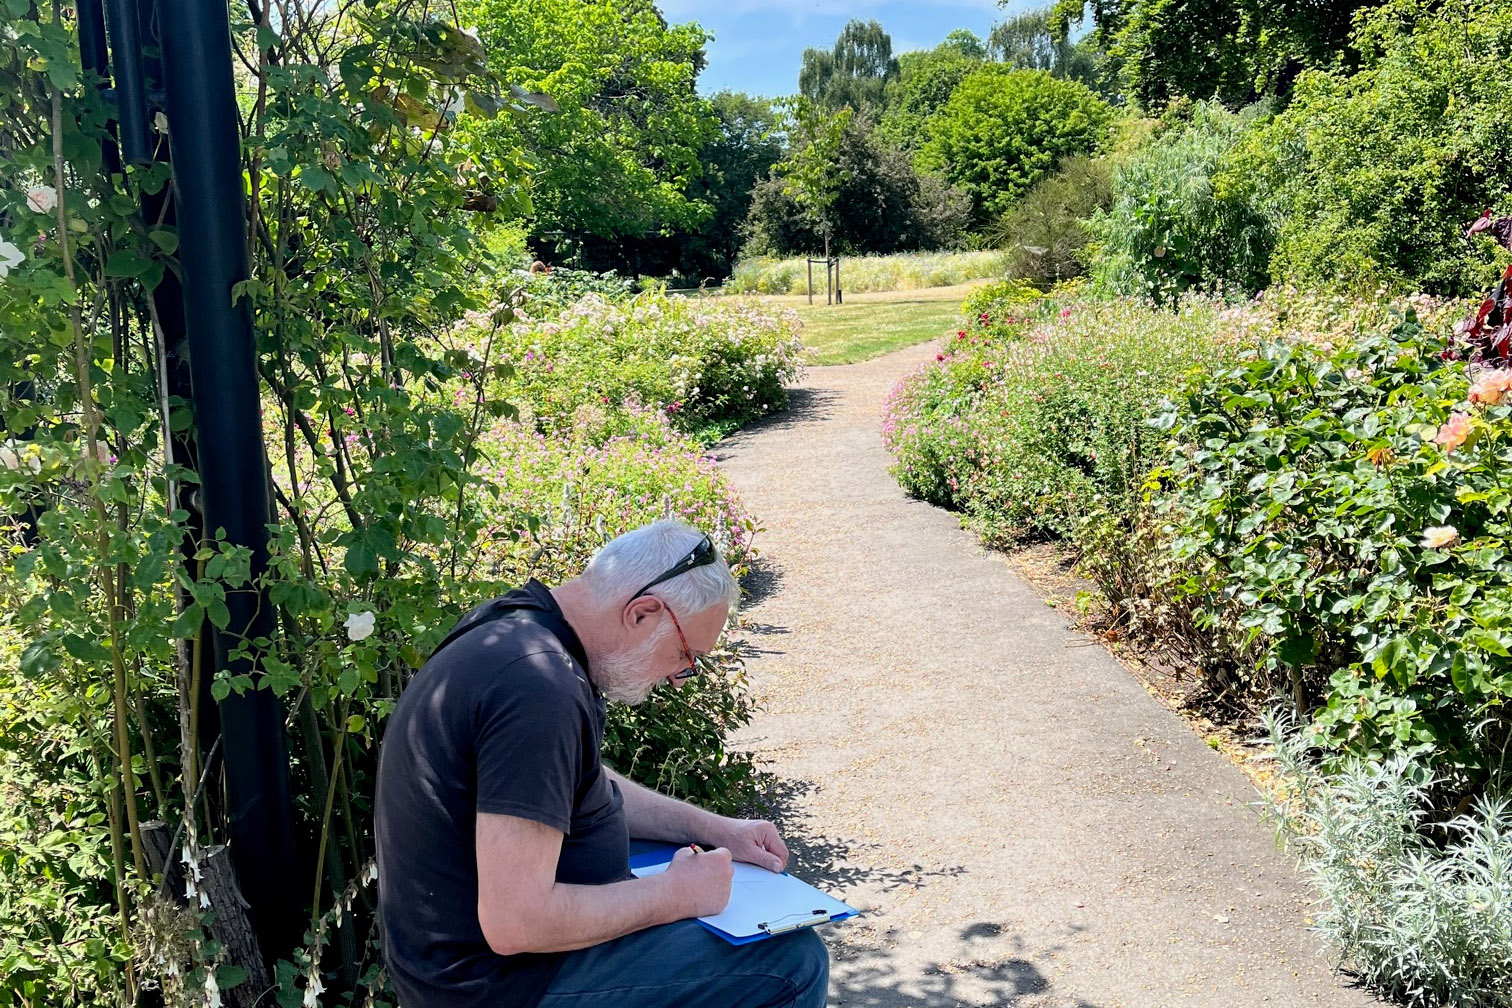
[1050,0,1379,108]
[878,46,984,153]
[745,102,970,256]
[918,67,1113,221]
[798,19,900,112]
[457,0,715,257]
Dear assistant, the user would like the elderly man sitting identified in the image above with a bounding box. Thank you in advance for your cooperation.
[375,520,830,1008]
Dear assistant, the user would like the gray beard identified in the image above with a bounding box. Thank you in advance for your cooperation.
[591,623,672,705]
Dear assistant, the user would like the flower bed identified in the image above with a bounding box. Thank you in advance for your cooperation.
[883,296,1245,544]
[482,290,805,443]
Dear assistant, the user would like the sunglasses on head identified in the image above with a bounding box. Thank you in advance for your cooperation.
[630,533,717,600]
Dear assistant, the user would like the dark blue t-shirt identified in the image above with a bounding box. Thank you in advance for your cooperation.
[375,581,629,1008]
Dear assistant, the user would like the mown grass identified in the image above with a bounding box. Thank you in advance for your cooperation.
[775,283,991,365]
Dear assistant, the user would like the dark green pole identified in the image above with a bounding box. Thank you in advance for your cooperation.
[157,0,298,959]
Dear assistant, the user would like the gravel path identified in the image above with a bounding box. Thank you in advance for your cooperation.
[714,343,1379,1008]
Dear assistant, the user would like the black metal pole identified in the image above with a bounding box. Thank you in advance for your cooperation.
[102,0,152,165]
[76,0,122,179]
[129,0,227,811]
[158,0,297,959]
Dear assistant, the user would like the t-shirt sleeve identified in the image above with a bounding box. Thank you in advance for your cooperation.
[473,652,587,832]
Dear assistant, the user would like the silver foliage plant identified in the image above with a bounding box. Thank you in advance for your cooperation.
[1258,708,1512,1007]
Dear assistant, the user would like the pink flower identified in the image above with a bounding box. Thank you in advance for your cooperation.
[1059,307,1072,319]
[1469,368,1512,406]
[1435,412,1472,453]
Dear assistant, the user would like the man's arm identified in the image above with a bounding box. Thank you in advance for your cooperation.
[476,812,732,956]
[607,768,789,873]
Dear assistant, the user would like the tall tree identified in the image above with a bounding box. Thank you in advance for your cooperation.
[990,6,1099,85]
[878,46,983,153]
[798,19,900,112]
[745,107,970,256]
[458,0,716,265]
[611,92,784,280]
[1049,0,1381,108]
[938,29,989,60]
[918,67,1113,222]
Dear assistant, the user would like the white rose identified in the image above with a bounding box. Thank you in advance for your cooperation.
[0,239,23,278]
[25,185,57,214]
[1419,525,1459,549]
[343,610,376,641]
[0,439,41,474]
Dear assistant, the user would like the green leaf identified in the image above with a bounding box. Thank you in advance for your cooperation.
[299,166,334,193]
[216,964,250,989]
[18,639,55,678]
[344,540,379,577]
[148,229,179,255]
[104,249,152,279]
[60,634,112,664]
[170,606,205,639]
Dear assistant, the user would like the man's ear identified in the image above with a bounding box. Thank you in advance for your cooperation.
[622,595,663,630]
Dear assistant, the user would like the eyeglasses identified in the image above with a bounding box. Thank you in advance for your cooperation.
[630,533,717,600]
[663,603,699,682]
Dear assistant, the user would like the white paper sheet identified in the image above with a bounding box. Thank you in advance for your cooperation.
[631,859,854,938]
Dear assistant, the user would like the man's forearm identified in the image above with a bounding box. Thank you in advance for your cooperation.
[511,873,688,954]
[607,768,728,845]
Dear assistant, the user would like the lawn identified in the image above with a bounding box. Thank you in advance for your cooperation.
[768,282,992,365]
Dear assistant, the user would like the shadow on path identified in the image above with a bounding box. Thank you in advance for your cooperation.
[716,387,839,453]
[740,555,786,608]
[831,924,1102,1008]
[762,777,965,896]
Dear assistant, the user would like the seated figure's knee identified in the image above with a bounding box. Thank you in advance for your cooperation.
[782,928,830,1006]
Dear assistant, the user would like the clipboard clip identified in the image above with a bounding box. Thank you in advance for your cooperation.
[758,910,830,935]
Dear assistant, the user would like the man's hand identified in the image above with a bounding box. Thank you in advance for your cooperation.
[708,817,789,873]
[663,845,734,917]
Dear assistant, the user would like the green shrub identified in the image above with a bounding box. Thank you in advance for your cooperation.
[725,250,1006,295]
[1143,318,1512,799]
[883,298,1241,543]
[519,266,637,314]
[917,67,1113,223]
[1261,709,1512,1007]
[489,290,806,442]
[1222,0,1512,296]
[960,278,1043,321]
[0,679,125,1003]
[988,153,1113,288]
[1090,101,1274,304]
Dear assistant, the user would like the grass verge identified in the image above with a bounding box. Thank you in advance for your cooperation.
[779,283,988,365]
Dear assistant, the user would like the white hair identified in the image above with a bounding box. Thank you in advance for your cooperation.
[582,520,739,617]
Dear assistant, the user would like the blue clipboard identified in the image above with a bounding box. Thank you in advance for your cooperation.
[628,841,858,945]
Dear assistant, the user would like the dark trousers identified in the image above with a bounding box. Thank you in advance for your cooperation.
[537,920,830,1008]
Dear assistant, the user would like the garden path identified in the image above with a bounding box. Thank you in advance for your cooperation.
[713,343,1381,1008]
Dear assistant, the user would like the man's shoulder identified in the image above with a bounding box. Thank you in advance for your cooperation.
[420,614,591,709]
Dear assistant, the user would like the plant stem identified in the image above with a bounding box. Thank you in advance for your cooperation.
[48,42,149,890]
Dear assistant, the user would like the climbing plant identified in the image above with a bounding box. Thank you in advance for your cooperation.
[0,3,536,1004]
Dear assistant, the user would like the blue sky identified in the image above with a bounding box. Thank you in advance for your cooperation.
[654,0,1045,99]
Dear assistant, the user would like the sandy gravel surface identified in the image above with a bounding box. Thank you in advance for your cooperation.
[713,343,1380,1008]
